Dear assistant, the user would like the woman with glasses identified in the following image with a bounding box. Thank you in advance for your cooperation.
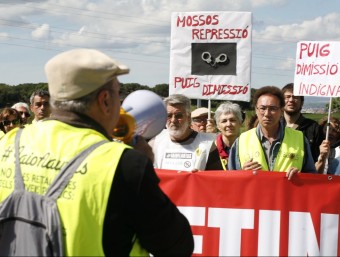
[0,107,23,136]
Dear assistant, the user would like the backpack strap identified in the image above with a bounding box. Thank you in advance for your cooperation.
[45,140,107,200]
[14,128,25,191]
[14,127,108,200]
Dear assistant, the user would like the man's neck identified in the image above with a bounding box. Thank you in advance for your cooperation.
[284,112,301,127]
[260,124,280,144]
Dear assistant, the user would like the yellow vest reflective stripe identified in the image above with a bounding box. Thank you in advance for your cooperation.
[0,121,147,256]
[238,127,304,171]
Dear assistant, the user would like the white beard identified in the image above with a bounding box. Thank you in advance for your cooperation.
[167,120,190,139]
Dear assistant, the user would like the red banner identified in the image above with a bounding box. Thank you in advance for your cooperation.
[156,169,340,256]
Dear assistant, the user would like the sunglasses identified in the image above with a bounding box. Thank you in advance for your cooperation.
[192,117,208,124]
[167,113,184,120]
[19,111,31,118]
[2,119,20,126]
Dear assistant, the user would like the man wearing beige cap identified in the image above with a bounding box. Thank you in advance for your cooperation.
[191,107,217,133]
[0,49,193,256]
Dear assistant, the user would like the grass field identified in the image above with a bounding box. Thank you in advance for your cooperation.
[243,111,340,122]
[303,112,340,121]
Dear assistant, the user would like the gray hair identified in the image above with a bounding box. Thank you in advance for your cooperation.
[50,81,114,113]
[12,102,30,111]
[164,94,191,114]
[214,101,243,124]
[30,89,50,104]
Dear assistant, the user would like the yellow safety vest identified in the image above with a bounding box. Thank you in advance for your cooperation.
[0,130,5,139]
[0,120,148,256]
[238,127,304,171]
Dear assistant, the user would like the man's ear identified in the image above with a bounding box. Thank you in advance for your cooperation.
[97,90,111,115]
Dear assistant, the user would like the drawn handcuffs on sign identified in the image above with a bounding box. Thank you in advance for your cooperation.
[201,51,229,68]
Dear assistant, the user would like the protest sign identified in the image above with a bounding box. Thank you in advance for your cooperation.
[294,41,340,97]
[169,12,252,101]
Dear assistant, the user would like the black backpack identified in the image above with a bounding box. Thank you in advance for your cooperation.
[0,128,106,256]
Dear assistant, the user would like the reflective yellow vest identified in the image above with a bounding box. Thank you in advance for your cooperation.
[0,120,148,256]
[238,127,304,171]
[0,130,5,139]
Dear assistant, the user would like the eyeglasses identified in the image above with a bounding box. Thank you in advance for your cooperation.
[256,105,280,114]
[192,117,207,124]
[34,102,50,108]
[2,119,20,126]
[19,111,31,118]
[284,95,300,101]
[167,112,184,120]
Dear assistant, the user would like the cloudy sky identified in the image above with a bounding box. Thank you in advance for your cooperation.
[0,0,339,91]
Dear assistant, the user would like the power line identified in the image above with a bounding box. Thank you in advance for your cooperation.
[0,2,302,80]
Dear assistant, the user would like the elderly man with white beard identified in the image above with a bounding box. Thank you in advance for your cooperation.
[149,94,215,172]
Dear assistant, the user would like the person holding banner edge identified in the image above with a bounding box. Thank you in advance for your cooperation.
[316,117,340,174]
[228,86,316,179]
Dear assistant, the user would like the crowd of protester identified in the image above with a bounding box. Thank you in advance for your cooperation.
[1,84,339,176]
[0,48,339,256]
[149,84,339,176]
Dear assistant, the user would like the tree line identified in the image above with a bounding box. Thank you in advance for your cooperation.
[0,82,170,108]
[1,82,338,111]
[0,82,254,110]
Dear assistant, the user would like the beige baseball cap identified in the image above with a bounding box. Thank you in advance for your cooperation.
[191,107,213,118]
[45,48,129,101]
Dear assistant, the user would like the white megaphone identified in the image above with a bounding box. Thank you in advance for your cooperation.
[112,90,167,144]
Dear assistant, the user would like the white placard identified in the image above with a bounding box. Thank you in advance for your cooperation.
[169,11,252,101]
[294,41,340,97]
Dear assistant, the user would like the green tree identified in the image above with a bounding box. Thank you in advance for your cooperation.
[326,97,340,112]
[152,84,169,98]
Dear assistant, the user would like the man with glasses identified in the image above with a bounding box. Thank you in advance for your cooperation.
[281,83,324,162]
[191,107,217,133]
[228,86,316,179]
[149,94,215,171]
[30,89,51,122]
[11,102,31,125]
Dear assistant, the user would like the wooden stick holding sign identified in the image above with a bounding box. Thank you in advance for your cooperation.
[323,97,333,174]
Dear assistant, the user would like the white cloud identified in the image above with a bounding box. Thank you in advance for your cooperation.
[277,57,295,70]
[31,24,50,40]
[255,12,340,43]
[78,26,86,35]
[0,32,9,41]
[251,0,286,8]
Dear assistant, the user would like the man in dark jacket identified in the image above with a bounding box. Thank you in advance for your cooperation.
[281,83,324,162]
